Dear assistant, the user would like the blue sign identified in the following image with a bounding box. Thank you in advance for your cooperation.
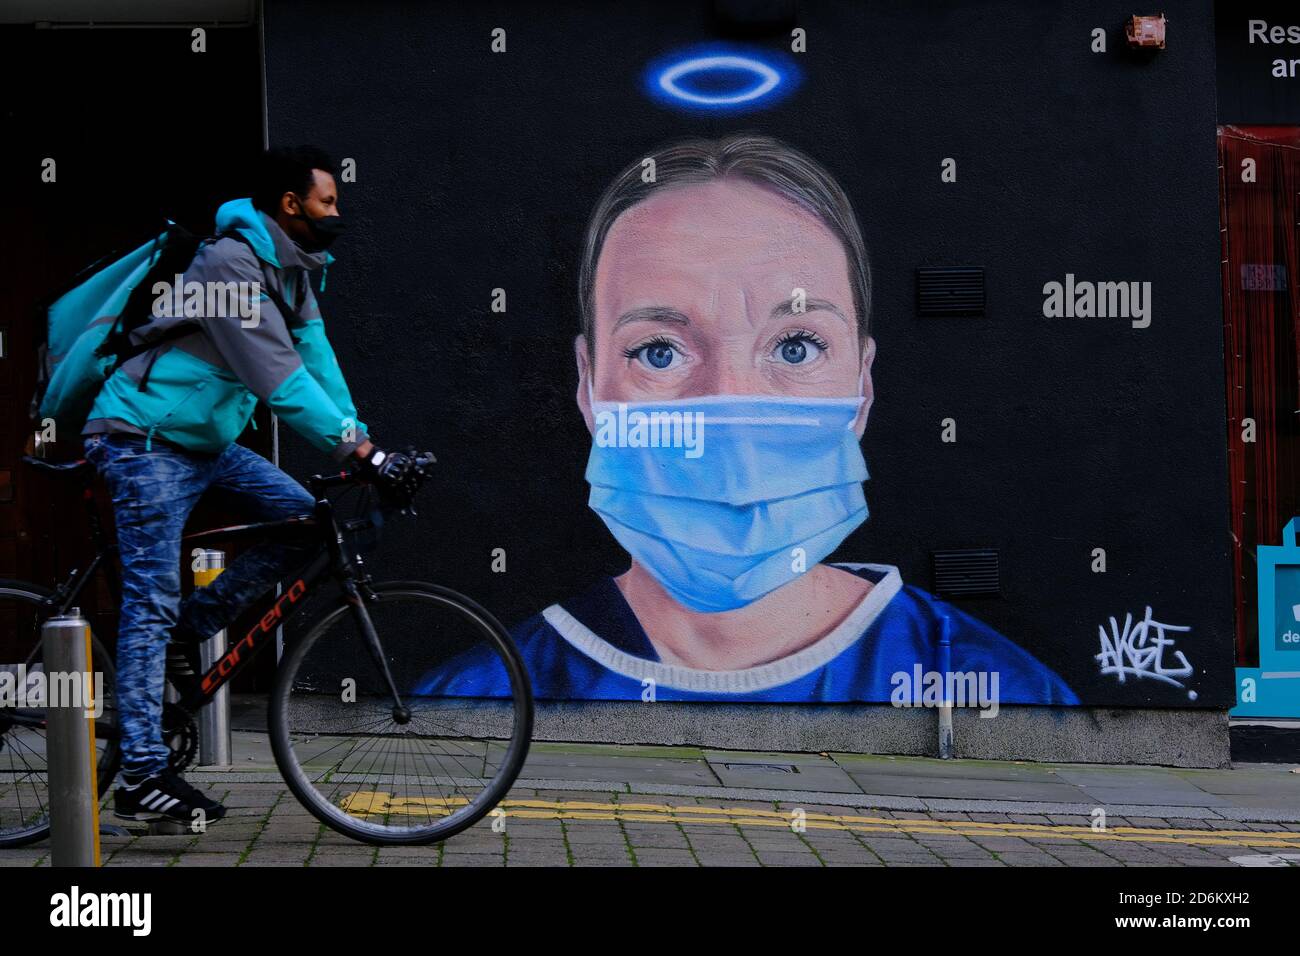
[1233,517,1300,717]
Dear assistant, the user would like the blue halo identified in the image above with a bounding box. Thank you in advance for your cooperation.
[644,45,800,113]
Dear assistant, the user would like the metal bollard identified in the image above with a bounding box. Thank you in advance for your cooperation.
[42,609,101,867]
[194,550,232,767]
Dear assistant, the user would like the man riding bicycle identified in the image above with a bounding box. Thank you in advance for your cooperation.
[81,146,412,826]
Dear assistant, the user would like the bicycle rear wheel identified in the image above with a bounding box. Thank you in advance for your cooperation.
[269,581,533,846]
[0,581,119,848]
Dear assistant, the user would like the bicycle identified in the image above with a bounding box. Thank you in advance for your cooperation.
[0,451,533,847]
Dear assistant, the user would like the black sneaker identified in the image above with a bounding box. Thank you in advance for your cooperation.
[114,770,227,826]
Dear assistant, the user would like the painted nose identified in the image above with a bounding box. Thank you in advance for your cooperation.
[697,358,762,395]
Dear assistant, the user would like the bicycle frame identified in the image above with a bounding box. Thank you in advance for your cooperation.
[179,534,329,714]
[41,484,122,618]
[176,481,404,716]
[8,451,531,848]
[23,465,408,729]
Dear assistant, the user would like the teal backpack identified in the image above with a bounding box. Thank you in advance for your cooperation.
[33,223,213,444]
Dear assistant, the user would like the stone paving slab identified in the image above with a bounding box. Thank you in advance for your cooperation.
[829,754,1063,782]
[842,772,1089,803]
[703,750,861,793]
[1051,767,1236,808]
[516,751,719,787]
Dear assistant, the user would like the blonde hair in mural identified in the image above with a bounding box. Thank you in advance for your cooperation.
[578,132,874,361]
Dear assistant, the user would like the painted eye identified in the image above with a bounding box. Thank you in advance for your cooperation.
[773,331,827,365]
[625,338,682,370]
[644,343,676,369]
[780,339,808,364]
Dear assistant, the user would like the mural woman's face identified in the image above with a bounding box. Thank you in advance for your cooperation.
[578,178,875,435]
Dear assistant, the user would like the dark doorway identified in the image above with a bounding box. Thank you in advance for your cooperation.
[1218,125,1300,667]
[2,23,264,669]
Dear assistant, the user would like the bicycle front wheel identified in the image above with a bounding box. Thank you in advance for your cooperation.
[269,581,533,846]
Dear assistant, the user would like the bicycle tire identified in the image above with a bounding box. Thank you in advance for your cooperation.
[0,580,120,848]
[269,581,533,846]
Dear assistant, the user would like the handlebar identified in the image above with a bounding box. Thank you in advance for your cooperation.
[307,470,357,495]
[308,449,437,503]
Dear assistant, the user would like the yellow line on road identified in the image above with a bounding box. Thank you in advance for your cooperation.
[336,792,1300,849]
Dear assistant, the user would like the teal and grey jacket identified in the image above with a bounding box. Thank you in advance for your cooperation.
[84,198,367,460]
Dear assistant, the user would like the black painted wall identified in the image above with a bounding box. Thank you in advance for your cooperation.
[265,0,1232,707]
[4,24,266,667]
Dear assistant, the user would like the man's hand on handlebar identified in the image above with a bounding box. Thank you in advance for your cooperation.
[353,444,435,511]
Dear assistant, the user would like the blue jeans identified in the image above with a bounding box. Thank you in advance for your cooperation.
[84,433,316,778]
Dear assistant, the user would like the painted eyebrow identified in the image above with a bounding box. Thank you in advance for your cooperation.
[769,297,849,325]
[613,306,691,330]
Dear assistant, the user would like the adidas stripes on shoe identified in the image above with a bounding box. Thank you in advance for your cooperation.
[114,770,227,825]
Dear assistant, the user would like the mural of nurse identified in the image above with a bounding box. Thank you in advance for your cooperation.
[419,134,1077,705]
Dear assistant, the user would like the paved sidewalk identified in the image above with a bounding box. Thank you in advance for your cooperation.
[3,737,1298,867]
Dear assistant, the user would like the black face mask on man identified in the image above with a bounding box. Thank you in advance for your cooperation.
[291,193,346,251]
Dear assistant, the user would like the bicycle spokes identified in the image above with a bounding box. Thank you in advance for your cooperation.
[272,584,531,845]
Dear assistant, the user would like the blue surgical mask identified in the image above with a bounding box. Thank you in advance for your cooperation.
[585,381,870,613]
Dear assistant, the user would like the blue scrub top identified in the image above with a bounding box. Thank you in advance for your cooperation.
[414,564,1078,705]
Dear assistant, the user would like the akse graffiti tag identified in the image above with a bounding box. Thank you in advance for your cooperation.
[1095,606,1195,694]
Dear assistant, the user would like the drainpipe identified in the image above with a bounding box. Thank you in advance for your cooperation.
[938,613,954,759]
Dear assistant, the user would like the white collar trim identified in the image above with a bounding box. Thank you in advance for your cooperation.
[541,563,903,693]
